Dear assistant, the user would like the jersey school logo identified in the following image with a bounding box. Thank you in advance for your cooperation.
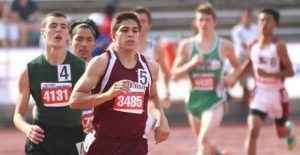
[114,81,146,114]
[41,82,72,107]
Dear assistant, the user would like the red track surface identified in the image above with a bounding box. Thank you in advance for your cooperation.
[1,123,299,155]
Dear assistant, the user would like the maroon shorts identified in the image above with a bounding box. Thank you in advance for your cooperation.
[87,136,148,155]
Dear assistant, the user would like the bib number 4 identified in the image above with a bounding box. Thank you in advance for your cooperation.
[57,64,71,81]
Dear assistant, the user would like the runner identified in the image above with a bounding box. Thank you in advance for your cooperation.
[171,3,239,155]
[230,8,259,104]
[69,11,170,155]
[132,6,171,134]
[69,18,99,134]
[13,11,86,155]
[228,8,297,155]
[69,18,98,62]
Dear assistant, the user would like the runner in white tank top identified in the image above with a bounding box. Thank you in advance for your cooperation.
[229,8,297,154]
[251,42,283,89]
[132,7,171,135]
[250,41,285,118]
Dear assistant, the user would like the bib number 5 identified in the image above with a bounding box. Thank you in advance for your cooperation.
[138,69,148,86]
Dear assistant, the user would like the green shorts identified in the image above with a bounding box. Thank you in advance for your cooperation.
[186,90,225,118]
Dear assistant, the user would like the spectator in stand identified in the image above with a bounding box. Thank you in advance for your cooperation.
[0,2,19,47]
[10,0,41,47]
[88,12,111,57]
[100,3,116,41]
[231,8,259,104]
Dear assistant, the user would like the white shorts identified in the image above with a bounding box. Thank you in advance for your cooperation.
[0,22,19,40]
[250,86,289,119]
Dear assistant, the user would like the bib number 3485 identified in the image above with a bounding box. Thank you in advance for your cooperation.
[114,94,144,114]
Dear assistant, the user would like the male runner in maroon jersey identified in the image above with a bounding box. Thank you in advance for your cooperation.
[69,11,170,155]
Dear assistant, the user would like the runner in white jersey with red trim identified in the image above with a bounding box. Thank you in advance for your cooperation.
[228,8,297,155]
[131,6,171,134]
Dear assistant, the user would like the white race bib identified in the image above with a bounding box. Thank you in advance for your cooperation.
[192,73,215,90]
[41,82,72,107]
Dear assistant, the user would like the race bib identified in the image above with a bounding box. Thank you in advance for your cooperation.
[192,74,214,90]
[113,81,146,114]
[138,69,149,86]
[57,64,71,81]
[83,132,95,153]
[82,109,94,131]
[257,77,281,85]
[41,82,72,107]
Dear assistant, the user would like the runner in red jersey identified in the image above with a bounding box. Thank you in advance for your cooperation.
[69,11,170,155]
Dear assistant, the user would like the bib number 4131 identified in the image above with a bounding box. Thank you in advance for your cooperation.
[41,83,72,107]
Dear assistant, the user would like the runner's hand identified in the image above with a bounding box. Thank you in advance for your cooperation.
[224,74,237,87]
[25,125,45,144]
[106,80,131,100]
[153,116,170,144]
[257,68,269,77]
[190,54,204,67]
[162,94,171,109]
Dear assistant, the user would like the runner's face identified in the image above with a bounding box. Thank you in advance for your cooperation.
[241,12,253,27]
[258,13,276,36]
[137,13,150,36]
[112,19,140,52]
[70,28,96,62]
[41,16,69,48]
[194,12,216,34]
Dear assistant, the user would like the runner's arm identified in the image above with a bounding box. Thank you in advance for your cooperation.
[70,54,131,109]
[148,60,170,144]
[13,68,45,144]
[227,41,254,86]
[171,39,201,80]
[222,39,240,71]
[154,43,171,108]
[220,39,240,87]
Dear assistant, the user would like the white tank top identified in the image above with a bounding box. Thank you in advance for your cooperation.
[250,42,283,88]
[142,40,155,59]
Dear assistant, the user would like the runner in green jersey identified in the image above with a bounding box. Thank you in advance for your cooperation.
[171,3,239,155]
[14,11,86,155]
[186,36,226,117]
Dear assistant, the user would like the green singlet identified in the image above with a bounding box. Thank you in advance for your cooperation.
[186,36,226,118]
[27,52,85,127]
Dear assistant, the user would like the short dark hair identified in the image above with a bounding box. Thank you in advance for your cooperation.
[132,6,152,23]
[104,4,116,17]
[196,2,216,19]
[243,8,253,14]
[69,19,99,39]
[261,8,280,24]
[111,11,141,33]
[41,11,67,28]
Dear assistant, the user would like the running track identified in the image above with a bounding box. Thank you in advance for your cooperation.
[1,123,299,155]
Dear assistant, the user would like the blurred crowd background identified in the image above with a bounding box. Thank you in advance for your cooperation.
[1,0,299,48]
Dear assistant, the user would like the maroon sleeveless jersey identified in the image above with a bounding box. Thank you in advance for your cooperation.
[92,50,152,141]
